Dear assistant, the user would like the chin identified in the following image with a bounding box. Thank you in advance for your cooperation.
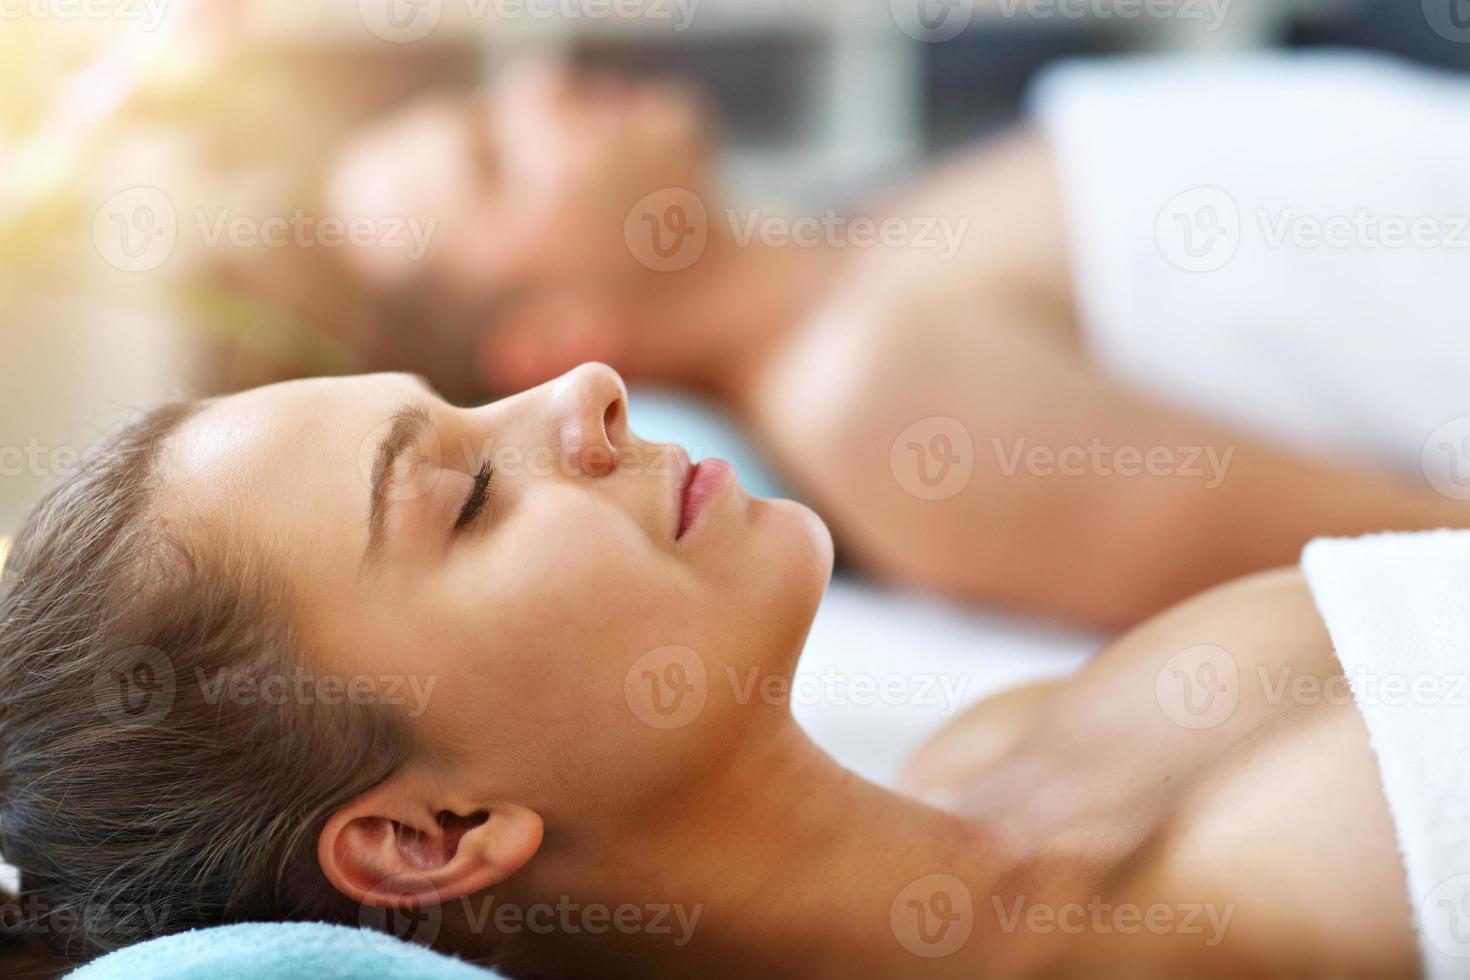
[763,497,835,596]
[731,498,831,681]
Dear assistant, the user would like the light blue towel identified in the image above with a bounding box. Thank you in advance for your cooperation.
[67,922,501,979]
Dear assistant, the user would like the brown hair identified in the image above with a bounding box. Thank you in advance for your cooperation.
[0,401,412,970]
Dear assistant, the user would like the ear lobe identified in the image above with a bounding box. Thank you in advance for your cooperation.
[318,790,544,909]
[476,292,630,391]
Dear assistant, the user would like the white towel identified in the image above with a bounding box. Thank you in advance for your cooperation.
[1029,53,1470,478]
[1303,531,1470,979]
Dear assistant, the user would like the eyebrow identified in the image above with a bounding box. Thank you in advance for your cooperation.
[363,401,433,568]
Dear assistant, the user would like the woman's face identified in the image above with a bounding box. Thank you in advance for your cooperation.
[330,60,712,295]
[164,365,831,819]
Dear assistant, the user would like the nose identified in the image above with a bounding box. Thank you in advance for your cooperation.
[553,363,629,477]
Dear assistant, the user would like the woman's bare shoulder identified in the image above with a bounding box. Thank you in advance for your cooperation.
[902,567,1323,794]
[897,677,1064,805]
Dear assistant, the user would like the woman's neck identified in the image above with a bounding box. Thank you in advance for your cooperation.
[487,719,1028,979]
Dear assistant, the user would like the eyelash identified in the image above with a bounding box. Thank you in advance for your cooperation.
[453,460,494,533]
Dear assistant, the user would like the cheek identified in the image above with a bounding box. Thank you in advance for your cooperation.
[405,500,834,804]
[415,524,716,781]
[438,501,698,674]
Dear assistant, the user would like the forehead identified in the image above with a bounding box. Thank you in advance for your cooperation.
[163,374,429,567]
[347,101,483,207]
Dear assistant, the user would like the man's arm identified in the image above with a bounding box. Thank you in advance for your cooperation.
[738,277,1465,630]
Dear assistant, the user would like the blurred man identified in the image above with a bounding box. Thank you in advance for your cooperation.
[326,54,1470,628]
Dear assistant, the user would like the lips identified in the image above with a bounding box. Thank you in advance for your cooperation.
[677,457,733,541]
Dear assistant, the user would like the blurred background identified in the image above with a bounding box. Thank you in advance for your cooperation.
[0,0,1464,542]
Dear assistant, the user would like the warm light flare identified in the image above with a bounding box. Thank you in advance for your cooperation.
[0,537,10,577]
[0,0,209,232]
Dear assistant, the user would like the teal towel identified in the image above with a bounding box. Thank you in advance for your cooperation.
[66,922,500,980]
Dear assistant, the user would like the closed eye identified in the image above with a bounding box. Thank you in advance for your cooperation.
[454,461,494,533]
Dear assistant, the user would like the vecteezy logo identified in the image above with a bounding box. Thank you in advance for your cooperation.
[1425,0,1470,42]
[890,417,974,501]
[92,646,176,725]
[625,646,708,729]
[81,896,160,954]
[891,0,973,41]
[1423,417,1470,501]
[91,187,177,273]
[358,0,443,42]
[625,188,708,272]
[1155,187,1241,273]
[890,874,974,958]
[358,874,443,958]
[1154,644,1239,730]
[1423,874,1470,958]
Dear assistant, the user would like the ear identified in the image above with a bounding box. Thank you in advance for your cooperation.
[476,292,631,392]
[317,773,544,909]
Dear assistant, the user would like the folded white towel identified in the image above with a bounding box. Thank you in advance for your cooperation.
[1031,53,1470,478]
[1303,530,1470,979]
